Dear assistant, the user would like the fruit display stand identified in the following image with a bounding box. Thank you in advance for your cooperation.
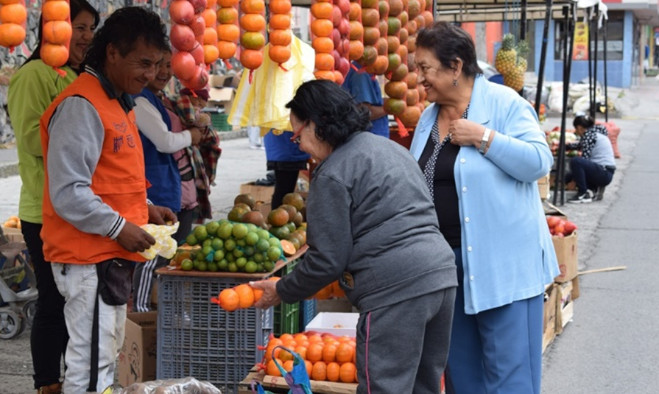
[155,245,307,393]
[237,366,357,394]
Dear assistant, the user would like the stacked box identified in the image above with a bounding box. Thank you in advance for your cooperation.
[542,284,558,353]
[553,231,578,283]
[240,182,274,204]
[556,277,578,334]
[118,312,157,387]
[156,274,274,393]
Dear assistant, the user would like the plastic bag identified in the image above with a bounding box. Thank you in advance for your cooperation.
[253,346,312,394]
[108,376,221,394]
[138,222,179,260]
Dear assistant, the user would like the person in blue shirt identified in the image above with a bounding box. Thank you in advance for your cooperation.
[263,129,310,208]
[341,61,390,138]
[410,22,559,394]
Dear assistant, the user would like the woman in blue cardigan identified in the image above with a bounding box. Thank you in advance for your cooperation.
[410,22,559,394]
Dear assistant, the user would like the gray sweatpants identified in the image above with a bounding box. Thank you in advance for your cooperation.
[355,287,456,394]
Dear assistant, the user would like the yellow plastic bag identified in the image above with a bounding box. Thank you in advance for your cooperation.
[138,222,180,260]
[228,35,316,132]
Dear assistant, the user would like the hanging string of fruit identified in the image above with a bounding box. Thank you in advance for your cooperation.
[363,0,388,75]
[397,0,422,132]
[239,0,266,82]
[170,0,209,90]
[347,0,363,62]
[310,0,336,82]
[268,0,293,68]
[421,0,434,27]
[216,0,240,66]
[382,0,405,130]
[331,0,351,84]
[202,0,219,65]
[0,0,27,52]
[357,0,378,68]
[36,0,71,76]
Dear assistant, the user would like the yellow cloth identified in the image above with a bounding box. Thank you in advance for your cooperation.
[139,222,180,260]
[228,36,316,132]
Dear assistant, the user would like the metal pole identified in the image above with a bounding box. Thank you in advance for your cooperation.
[520,0,527,40]
[587,7,594,118]
[534,0,553,116]
[554,5,572,206]
[603,17,609,122]
[592,4,599,120]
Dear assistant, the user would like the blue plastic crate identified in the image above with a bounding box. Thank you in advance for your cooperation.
[156,273,273,393]
[299,299,317,332]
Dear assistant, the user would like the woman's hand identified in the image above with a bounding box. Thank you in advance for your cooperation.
[250,279,282,309]
[449,119,488,149]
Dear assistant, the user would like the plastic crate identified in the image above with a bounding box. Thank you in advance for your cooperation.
[156,274,273,394]
[210,112,231,131]
[273,256,300,336]
[299,299,317,331]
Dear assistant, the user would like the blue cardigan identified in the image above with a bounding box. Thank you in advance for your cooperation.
[410,75,560,314]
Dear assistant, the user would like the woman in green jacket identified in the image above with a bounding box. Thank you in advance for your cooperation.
[7,1,99,392]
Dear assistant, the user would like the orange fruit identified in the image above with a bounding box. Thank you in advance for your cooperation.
[279,333,294,343]
[202,9,217,27]
[315,53,335,71]
[253,287,264,302]
[203,27,218,45]
[314,70,335,82]
[268,45,291,64]
[267,208,289,227]
[310,2,333,19]
[42,1,70,22]
[294,345,307,360]
[349,40,364,60]
[307,333,323,343]
[314,283,334,300]
[269,0,292,14]
[217,7,238,24]
[240,48,263,69]
[234,284,255,308]
[293,333,308,343]
[321,343,337,363]
[312,37,333,54]
[218,288,240,311]
[240,13,266,32]
[217,0,239,6]
[269,13,291,30]
[265,337,283,362]
[310,18,333,38]
[240,0,265,14]
[339,362,357,383]
[311,361,327,381]
[217,40,237,59]
[0,3,27,24]
[306,342,324,362]
[335,342,354,363]
[40,43,69,67]
[283,359,295,372]
[266,358,282,376]
[217,23,240,42]
[203,44,219,64]
[331,281,345,297]
[42,21,72,45]
[269,29,292,46]
[304,360,313,376]
[326,362,340,382]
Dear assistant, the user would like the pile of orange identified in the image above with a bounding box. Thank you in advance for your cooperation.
[211,277,279,312]
[311,279,345,300]
[262,332,358,384]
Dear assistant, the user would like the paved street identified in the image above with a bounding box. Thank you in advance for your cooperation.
[0,77,658,393]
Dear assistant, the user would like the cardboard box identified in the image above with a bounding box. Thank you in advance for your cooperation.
[1,226,24,243]
[208,87,236,112]
[553,231,578,283]
[316,298,355,313]
[118,312,157,387]
[537,173,550,200]
[542,284,558,353]
[306,312,359,337]
[556,280,575,334]
[240,182,274,204]
[211,74,238,88]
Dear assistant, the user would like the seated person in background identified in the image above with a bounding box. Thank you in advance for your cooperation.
[566,113,616,203]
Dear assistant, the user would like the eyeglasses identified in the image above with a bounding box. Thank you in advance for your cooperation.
[290,121,308,144]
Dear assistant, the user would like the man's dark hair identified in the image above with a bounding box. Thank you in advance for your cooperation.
[286,80,371,150]
[83,6,169,71]
[573,114,595,129]
[416,21,483,78]
[22,0,100,67]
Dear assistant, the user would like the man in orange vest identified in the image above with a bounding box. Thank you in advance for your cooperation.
[39,7,174,393]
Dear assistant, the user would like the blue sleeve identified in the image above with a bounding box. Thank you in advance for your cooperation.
[342,70,380,106]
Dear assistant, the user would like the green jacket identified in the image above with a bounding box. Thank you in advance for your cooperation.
[8,60,77,223]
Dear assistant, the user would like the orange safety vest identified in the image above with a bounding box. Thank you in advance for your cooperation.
[40,73,149,264]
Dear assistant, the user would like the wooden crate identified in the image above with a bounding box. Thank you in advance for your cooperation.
[238,367,357,394]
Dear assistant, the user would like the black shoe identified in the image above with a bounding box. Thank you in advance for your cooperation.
[594,186,605,201]
[568,190,594,204]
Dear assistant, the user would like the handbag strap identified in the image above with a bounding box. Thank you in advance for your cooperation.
[88,269,101,392]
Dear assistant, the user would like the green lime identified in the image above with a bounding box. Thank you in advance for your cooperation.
[202,238,213,249]
[244,261,258,273]
[213,249,225,261]
[207,262,218,272]
[257,229,270,240]
[226,253,235,262]
[217,222,233,239]
[193,260,201,270]
[205,221,219,236]
[243,246,255,257]
[224,239,236,251]
[264,261,275,272]
[185,233,198,246]
[211,238,224,251]
[217,259,228,271]
[236,239,246,247]
[233,248,244,258]
[246,223,258,232]
[181,258,193,271]
[193,225,208,242]
[256,238,270,253]
[285,222,297,233]
[202,245,214,258]
[217,219,230,226]
[232,223,248,239]
[268,237,281,248]
[253,253,264,263]
[245,231,259,246]
[227,262,238,272]
[257,263,265,272]
[267,246,282,262]
[197,261,207,271]
[236,257,247,269]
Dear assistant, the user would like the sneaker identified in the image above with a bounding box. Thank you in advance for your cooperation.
[594,186,606,201]
[569,190,594,204]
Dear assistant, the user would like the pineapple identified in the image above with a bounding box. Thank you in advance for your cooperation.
[495,34,517,75]
[516,40,529,72]
[503,65,525,92]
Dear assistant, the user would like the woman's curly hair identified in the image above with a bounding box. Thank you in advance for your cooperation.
[286,79,371,149]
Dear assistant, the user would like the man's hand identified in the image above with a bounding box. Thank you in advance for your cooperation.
[116,221,156,252]
[148,204,177,225]
[250,279,282,309]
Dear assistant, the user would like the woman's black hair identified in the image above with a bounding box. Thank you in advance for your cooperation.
[416,21,483,77]
[573,114,595,128]
[22,0,100,67]
[286,80,371,150]
[82,6,169,71]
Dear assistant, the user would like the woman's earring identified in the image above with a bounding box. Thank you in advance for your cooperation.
[452,79,458,87]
